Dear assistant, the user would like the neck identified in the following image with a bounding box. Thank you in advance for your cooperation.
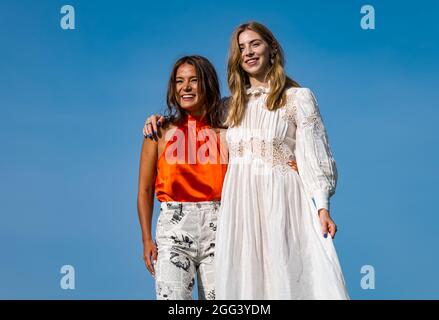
[249,70,270,88]
[184,107,204,118]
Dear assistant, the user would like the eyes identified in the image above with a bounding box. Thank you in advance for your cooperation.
[239,41,262,52]
[176,78,198,84]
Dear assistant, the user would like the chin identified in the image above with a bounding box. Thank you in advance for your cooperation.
[182,103,198,110]
[243,65,263,76]
[179,101,197,110]
[246,70,262,78]
[180,105,198,113]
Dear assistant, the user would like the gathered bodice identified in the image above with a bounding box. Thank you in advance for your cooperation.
[225,86,338,211]
[227,87,298,175]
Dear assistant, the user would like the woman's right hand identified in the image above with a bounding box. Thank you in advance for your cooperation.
[143,114,166,140]
[287,160,299,173]
[143,239,158,278]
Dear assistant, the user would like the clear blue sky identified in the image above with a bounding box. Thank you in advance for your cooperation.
[1,0,438,299]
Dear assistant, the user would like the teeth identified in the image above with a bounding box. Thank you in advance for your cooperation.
[182,95,195,98]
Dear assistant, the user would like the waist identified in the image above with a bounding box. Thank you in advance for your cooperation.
[155,162,227,202]
[160,200,221,211]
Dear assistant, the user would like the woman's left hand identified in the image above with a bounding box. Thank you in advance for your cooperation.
[318,208,337,239]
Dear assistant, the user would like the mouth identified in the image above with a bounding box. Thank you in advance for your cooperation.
[245,57,259,66]
[181,94,196,102]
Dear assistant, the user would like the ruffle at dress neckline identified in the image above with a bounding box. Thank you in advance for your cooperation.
[245,85,270,96]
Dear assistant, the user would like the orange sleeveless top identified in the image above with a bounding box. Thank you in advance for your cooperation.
[155,114,228,202]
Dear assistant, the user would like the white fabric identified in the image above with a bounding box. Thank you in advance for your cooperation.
[215,87,350,299]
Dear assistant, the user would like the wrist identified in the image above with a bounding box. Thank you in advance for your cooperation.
[143,237,153,243]
[313,190,330,212]
[318,208,330,217]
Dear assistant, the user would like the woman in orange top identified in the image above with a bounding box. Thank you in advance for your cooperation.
[137,56,228,300]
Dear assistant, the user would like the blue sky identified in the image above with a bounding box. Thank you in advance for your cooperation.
[0,0,438,299]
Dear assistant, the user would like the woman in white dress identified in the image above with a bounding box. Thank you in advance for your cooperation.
[214,21,350,299]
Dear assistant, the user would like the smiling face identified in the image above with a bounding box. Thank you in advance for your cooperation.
[238,29,271,80]
[175,63,204,114]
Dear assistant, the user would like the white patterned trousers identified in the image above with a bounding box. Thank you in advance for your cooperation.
[155,201,219,300]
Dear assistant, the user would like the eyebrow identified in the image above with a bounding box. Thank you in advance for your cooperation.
[239,39,262,46]
[175,76,197,79]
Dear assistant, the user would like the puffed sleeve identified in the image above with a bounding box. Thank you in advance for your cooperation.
[294,88,338,211]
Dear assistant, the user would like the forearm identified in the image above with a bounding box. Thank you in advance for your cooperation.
[137,188,155,242]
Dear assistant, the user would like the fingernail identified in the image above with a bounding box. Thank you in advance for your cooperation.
[148,134,153,139]
[154,131,158,135]
[157,121,161,126]
[324,233,327,238]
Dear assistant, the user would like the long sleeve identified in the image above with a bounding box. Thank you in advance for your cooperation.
[294,88,338,211]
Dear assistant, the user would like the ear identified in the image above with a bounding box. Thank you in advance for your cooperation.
[271,42,278,57]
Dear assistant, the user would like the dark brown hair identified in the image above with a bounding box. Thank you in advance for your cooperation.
[166,55,223,128]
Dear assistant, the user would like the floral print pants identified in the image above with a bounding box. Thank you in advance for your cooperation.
[155,201,219,300]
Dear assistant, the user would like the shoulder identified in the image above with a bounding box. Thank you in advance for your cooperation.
[218,96,231,127]
[159,123,179,142]
[289,87,320,115]
[220,96,231,109]
[283,87,314,107]
[285,87,314,100]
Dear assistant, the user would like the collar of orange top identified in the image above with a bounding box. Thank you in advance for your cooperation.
[183,112,210,126]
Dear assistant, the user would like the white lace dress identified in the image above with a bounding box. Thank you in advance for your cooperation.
[215,87,350,299]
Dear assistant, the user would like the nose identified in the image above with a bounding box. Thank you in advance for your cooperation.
[243,45,254,57]
[183,81,192,92]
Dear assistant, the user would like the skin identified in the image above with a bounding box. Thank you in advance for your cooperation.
[238,29,338,239]
[137,63,211,277]
[238,29,272,88]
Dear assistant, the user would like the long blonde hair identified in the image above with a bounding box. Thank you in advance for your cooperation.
[226,21,300,127]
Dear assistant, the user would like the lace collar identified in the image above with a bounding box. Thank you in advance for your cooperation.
[245,85,270,97]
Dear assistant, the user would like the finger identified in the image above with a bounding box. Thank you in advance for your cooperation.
[321,220,329,238]
[145,123,153,140]
[329,224,337,239]
[143,121,149,137]
[146,116,155,137]
[152,246,158,262]
[150,115,159,138]
[144,255,154,275]
[144,255,152,273]
[143,122,150,138]
[152,256,157,275]
[150,257,156,276]
[157,115,166,127]
[146,122,153,138]
[287,161,298,172]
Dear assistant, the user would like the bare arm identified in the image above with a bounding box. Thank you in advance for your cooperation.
[137,136,158,276]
